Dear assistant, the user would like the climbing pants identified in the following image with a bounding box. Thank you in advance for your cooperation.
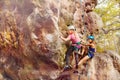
[65,46,80,69]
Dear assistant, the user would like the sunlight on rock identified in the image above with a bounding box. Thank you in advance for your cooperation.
[46,34,54,42]
[0,0,119,80]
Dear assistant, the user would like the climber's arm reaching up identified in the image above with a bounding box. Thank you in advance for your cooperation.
[59,36,71,42]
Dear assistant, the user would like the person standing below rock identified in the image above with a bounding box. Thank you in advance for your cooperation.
[60,25,84,71]
[78,35,96,67]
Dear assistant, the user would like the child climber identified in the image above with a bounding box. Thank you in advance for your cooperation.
[60,25,83,71]
[78,35,96,67]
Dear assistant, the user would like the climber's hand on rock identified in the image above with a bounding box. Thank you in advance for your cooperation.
[59,36,62,39]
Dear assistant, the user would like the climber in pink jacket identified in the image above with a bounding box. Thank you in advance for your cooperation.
[60,25,84,71]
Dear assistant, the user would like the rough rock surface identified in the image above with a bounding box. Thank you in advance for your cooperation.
[0,0,119,80]
[57,51,120,80]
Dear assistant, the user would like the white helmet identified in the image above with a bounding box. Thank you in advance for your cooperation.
[68,25,76,30]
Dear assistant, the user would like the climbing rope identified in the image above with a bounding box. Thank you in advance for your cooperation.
[86,61,90,80]
[79,0,87,37]
[78,73,80,80]
[78,0,90,80]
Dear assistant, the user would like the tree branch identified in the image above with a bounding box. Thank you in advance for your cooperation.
[97,0,108,5]
[106,21,120,26]
[102,27,120,34]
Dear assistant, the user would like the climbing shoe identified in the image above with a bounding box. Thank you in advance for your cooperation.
[63,65,72,71]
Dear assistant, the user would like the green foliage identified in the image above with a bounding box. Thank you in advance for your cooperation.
[94,0,120,52]
[57,44,67,67]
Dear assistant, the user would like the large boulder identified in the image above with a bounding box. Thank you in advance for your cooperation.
[57,51,120,80]
[0,0,108,80]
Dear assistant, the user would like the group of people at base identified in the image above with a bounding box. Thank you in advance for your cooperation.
[60,25,96,73]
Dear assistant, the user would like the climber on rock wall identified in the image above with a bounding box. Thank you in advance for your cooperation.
[59,25,84,71]
[78,35,96,67]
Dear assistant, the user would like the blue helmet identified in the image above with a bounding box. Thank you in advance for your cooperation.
[88,35,94,40]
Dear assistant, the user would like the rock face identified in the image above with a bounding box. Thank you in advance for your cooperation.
[0,0,119,80]
[57,51,120,80]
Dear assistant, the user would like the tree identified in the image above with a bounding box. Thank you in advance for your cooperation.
[94,0,120,53]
